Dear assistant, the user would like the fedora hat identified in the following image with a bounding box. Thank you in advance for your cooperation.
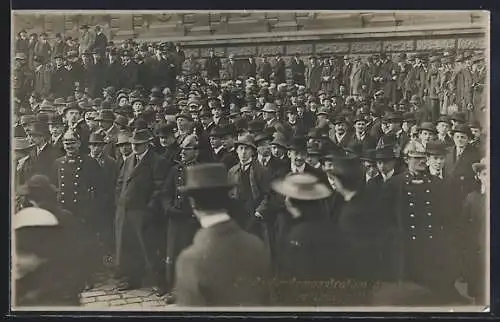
[374,146,398,160]
[418,122,436,133]
[88,131,107,145]
[17,174,58,197]
[180,134,200,150]
[247,119,266,133]
[262,103,278,113]
[451,124,472,137]
[13,137,34,151]
[307,127,329,140]
[30,122,50,137]
[95,109,115,122]
[255,131,274,145]
[235,133,257,150]
[271,173,332,201]
[116,130,131,145]
[436,115,451,125]
[47,114,64,125]
[14,207,59,230]
[129,129,152,144]
[425,141,449,156]
[179,163,235,193]
[209,126,228,138]
[270,134,289,149]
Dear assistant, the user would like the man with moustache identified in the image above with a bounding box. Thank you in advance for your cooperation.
[330,116,352,148]
[115,130,133,172]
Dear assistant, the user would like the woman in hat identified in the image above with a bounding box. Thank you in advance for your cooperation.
[459,159,487,304]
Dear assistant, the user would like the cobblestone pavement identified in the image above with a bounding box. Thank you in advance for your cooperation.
[79,271,174,309]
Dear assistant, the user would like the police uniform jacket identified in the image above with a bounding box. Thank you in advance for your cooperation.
[51,154,101,221]
[381,171,459,290]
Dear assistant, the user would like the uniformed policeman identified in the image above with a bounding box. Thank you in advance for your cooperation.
[381,140,468,304]
[160,134,202,300]
[52,129,101,290]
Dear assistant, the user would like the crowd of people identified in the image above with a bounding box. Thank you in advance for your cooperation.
[13,24,487,308]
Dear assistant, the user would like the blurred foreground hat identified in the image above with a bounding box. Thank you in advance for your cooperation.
[271,173,331,200]
[179,163,235,193]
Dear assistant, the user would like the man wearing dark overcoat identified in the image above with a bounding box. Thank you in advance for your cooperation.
[174,163,272,306]
[273,54,287,85]
[290,54,306,86]
[24,122,56,181]
[305,56,323,95]
[114,129,166,291]
[205,48,222,81]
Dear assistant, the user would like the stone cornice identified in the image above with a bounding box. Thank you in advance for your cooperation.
[136,22,486,46]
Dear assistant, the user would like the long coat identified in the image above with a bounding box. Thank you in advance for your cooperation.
[305,65,323,94]
[33,64,52,97]
[25,144,57,182]
[257,61,272,82]
[381,172,460,294]
[205,56,222,80]
[115,149,166,281]
[290,58,306,85]
[273,59,287,84]
[174,219,271,306]
[228,159,272,243]
[452,66,474,111]
[350,62,365,96]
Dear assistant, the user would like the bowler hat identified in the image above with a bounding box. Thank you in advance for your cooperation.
[116,130,131,145]
[425,141,449,156]
[270,134,289,149]
[271,173,332,200]
[288,136,307,152]
[88,131,107,145]
[155,122,177,137]
[129,129,152,144]
[95,109,115,122]
[13,137,34,151]
[255,131,274,145]
[209,126,229,138]
[235,133,257,150]
[179,163,235,193]
[403,112,416,122]
[17,174,58,196]
[332,116,348,125]
[451,124,472,137]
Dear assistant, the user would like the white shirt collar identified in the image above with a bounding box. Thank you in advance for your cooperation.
[135,149,149,162]
[258,154,271,166]
[381,169,395,182]
[199,212,231,229]
[366,173,378,183]
[336,132,346,142]
[240,160,252,172]
[37,143,48,154]
[214,145,225,154]
[291,163,306,174]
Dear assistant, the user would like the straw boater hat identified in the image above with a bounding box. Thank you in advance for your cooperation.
[271,173,332,200]
[179,163,235,193]
[14,207,59,230]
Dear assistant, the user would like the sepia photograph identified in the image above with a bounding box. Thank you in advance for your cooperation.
[11,10,489,312]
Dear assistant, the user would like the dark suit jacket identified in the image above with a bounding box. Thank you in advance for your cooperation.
[25,144,57,181]
[175,219,271,306]
[444,144,481,209]
[273,59,287,84]
[290,58,306,85]
[258,61,272,82]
